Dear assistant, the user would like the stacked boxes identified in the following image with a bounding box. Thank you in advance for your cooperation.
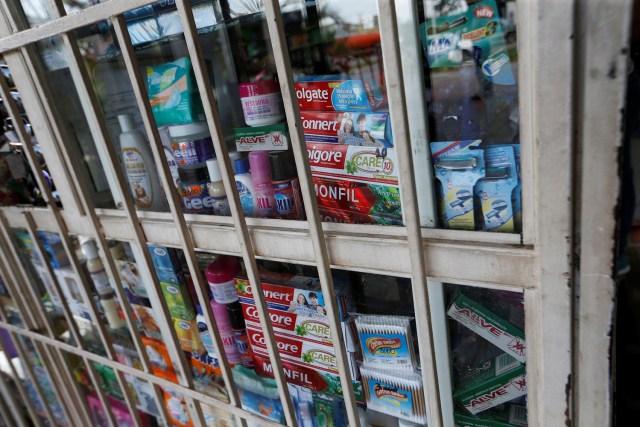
[296,75,403,225]
[235,271,363,401]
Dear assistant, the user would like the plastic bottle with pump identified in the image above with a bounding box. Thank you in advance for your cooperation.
[234,158,256,217]
[80,237,126,330]
[118,114,166,211]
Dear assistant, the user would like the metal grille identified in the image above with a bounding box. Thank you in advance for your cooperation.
[0,1,585,426]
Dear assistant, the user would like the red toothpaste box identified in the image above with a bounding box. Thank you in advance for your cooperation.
[252,350,364,403]
[294,75,387,112]
[246,325,359,379]
[300,111,393,147]
[307,142,403,225]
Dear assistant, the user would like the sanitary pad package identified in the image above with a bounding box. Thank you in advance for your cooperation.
[147,57,205,126]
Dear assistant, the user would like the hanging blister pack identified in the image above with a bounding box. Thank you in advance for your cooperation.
[476,146,518,232]
[355,315,417,370]
[360,366,427,424]
[431,140,485,230]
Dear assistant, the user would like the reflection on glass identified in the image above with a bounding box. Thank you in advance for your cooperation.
[19,0,106,27]
[420,0,521,233]
[445,283,528,425]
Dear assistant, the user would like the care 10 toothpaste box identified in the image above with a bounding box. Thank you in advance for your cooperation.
[307,143,403,225]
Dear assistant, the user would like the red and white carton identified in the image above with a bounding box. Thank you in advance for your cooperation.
[294,76,387,112]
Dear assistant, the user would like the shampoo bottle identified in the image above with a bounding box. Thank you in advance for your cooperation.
[80,238,126,330]
[119,114,166,211]
[248,151,275,217]
[234,158,256,217]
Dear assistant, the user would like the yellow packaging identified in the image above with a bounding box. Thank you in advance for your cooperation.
[173,317,205,354]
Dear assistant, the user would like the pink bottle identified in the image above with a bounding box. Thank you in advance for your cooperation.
[210,299,241,365]
[248,151,276,217]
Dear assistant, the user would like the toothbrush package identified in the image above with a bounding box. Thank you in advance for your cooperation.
[355,314,417,370]
[360,366,427,424]
[476,146,518,232]
[147,57,205,126]
[431,140,485,230]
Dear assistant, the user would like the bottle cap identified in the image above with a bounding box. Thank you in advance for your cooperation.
[248,151,271,179]
[226,301,246,330]
[80,237,99,260]
[168,122,209,139]
[178,163,209,184]
[228,152,242,173]
[238,79,280,98]
[117,114,136,132]
[206,159,223,182]
[234,158,250,175]
[205,256,240,284]
[268,150,296,181]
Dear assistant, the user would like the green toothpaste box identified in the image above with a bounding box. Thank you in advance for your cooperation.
[453,354,527,415]
[447,293,526,363]
[454,403,528,427]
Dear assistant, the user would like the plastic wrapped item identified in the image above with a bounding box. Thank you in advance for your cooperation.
[360,366,426,424]
[454,403,528,426]
[355,315,417,370]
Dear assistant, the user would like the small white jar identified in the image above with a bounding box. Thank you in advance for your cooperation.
[239,79,285,126]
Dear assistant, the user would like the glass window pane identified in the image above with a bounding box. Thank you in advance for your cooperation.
[420,0,522,233]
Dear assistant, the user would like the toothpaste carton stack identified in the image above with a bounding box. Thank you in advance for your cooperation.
[447,290,527,423]
[235,270,364,402]
[295,74,404,225]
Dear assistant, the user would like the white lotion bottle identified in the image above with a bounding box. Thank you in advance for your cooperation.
[118,114,166,211]
[233,158,257,217]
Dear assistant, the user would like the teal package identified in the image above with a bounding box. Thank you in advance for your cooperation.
[147,57,204,126]
[475,146,518,232]
[431,140,485,230]
[511,145,522,231]
[420,0,515,86]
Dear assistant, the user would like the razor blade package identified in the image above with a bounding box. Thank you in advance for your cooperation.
[431,140,485,230]
[476,146,518,232]
[420,0,515,86]
[355,315,417,370]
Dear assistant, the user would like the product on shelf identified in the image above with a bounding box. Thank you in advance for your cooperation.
[206,158,231,216]
[110,242,147,298]
[146,57,204,126]
[452,353,527,415]
[269,150,305,220]
[360,366,427,424]
[163,388,194,427]
[447,292,526,363]
[233,123,289,152]
[197,300,241,365]
[173,317,205,353]
[160,280,196,320]
[454,403,528,427]
[233,365,285,423]
[234,158,257,216]
[307,142,402,225]
[301,111,394,148]
[179,163,216,215]
[168,122,215,166]
[141,335,177,381]
[206,256,241,304]
[355,314,417,370]
[119,113,166,211]
[248,151,277,217]
[239,79,285,127]
[227,301,255,369]
[87,393,150,427]
[431,140,486,230]
[294,75,387,112]
[148,244,184,284]
[476,146,518,232]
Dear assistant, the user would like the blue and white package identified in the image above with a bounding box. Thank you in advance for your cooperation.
[360,366,427,424]
[512,144,522,231]
[355,315,417,370]
[294,74,387,112]
[147,244,183,284]
[476,145,518,232]
[431,140,486,230]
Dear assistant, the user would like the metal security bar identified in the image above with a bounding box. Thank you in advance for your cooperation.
[0,0,594,427]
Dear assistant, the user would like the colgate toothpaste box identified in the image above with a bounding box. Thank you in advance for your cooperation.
[252,349,364,403]
[234,272,350,321]
[246,325,359,379]
[294,75,387,112]
[307,142,403,224]
[301,111,393,148]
